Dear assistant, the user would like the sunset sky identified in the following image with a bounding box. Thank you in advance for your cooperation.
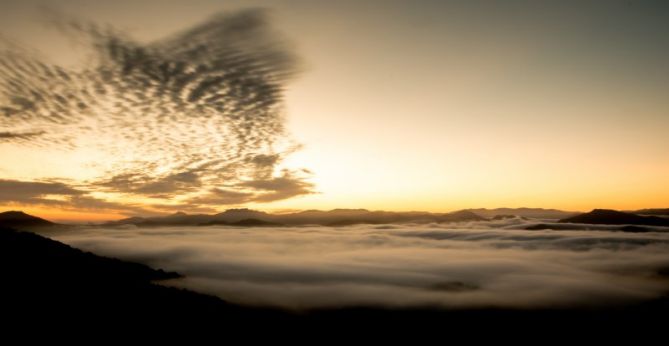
[1,0,668,221]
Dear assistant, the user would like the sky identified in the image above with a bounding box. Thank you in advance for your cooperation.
[1,0,668,221]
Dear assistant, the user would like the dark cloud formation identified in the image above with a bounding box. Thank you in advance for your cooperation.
[0,131,44,140]
[0,9,312,212]
[52,223,669,310]
[189,188,255,206]
[0,179,83,203]
[240,170,315,202]
[0,179,149,214]
[96,170,203,198]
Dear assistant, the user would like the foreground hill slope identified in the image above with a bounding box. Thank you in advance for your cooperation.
[2,215,669,340]
[0,226,291,332]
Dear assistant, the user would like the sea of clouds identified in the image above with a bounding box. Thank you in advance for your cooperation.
[50,220,669,310]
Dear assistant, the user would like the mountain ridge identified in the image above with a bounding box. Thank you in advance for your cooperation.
[465,208,578,219]
[0,210,57,230]
[4,207,668,229]
[103,208,487,227]
[559,209,669,226]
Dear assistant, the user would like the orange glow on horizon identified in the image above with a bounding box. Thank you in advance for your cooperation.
[1,1,668,221]
[0,205,125,223]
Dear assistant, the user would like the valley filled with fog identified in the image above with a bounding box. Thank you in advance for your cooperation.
[50,219,669,310]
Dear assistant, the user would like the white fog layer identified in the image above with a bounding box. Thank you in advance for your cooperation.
[50,221,669,310]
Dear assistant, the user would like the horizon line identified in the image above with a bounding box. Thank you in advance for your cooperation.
[3,206,669,224]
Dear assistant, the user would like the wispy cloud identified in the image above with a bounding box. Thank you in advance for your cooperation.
[0,179,149,214]
[0,131,44,140]
[0,179,83,203]
[240,170,315,202]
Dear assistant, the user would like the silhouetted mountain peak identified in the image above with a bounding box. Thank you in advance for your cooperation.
[212,208,271,223]
[591,209,621,215]
[220,208,260,214]
[0,210,55,230]
[1,210,36,219]
[560,209,669,226]
[449,210,482,218]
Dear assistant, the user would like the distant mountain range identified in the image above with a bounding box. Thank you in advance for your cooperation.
[101,207,666,228]
[559,209,669,227]
[464,208,577,219]
[103,208,488,227]
[631,208,669,216]
[2,207,668,230]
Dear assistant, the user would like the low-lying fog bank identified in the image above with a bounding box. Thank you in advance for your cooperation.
[50,221,669,310]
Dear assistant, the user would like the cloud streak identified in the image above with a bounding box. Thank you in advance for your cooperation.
[0,179,82,197]
[0,179,151,214]
[0,8,313,213]
[0,131,44,140]
[51,224,669,310]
